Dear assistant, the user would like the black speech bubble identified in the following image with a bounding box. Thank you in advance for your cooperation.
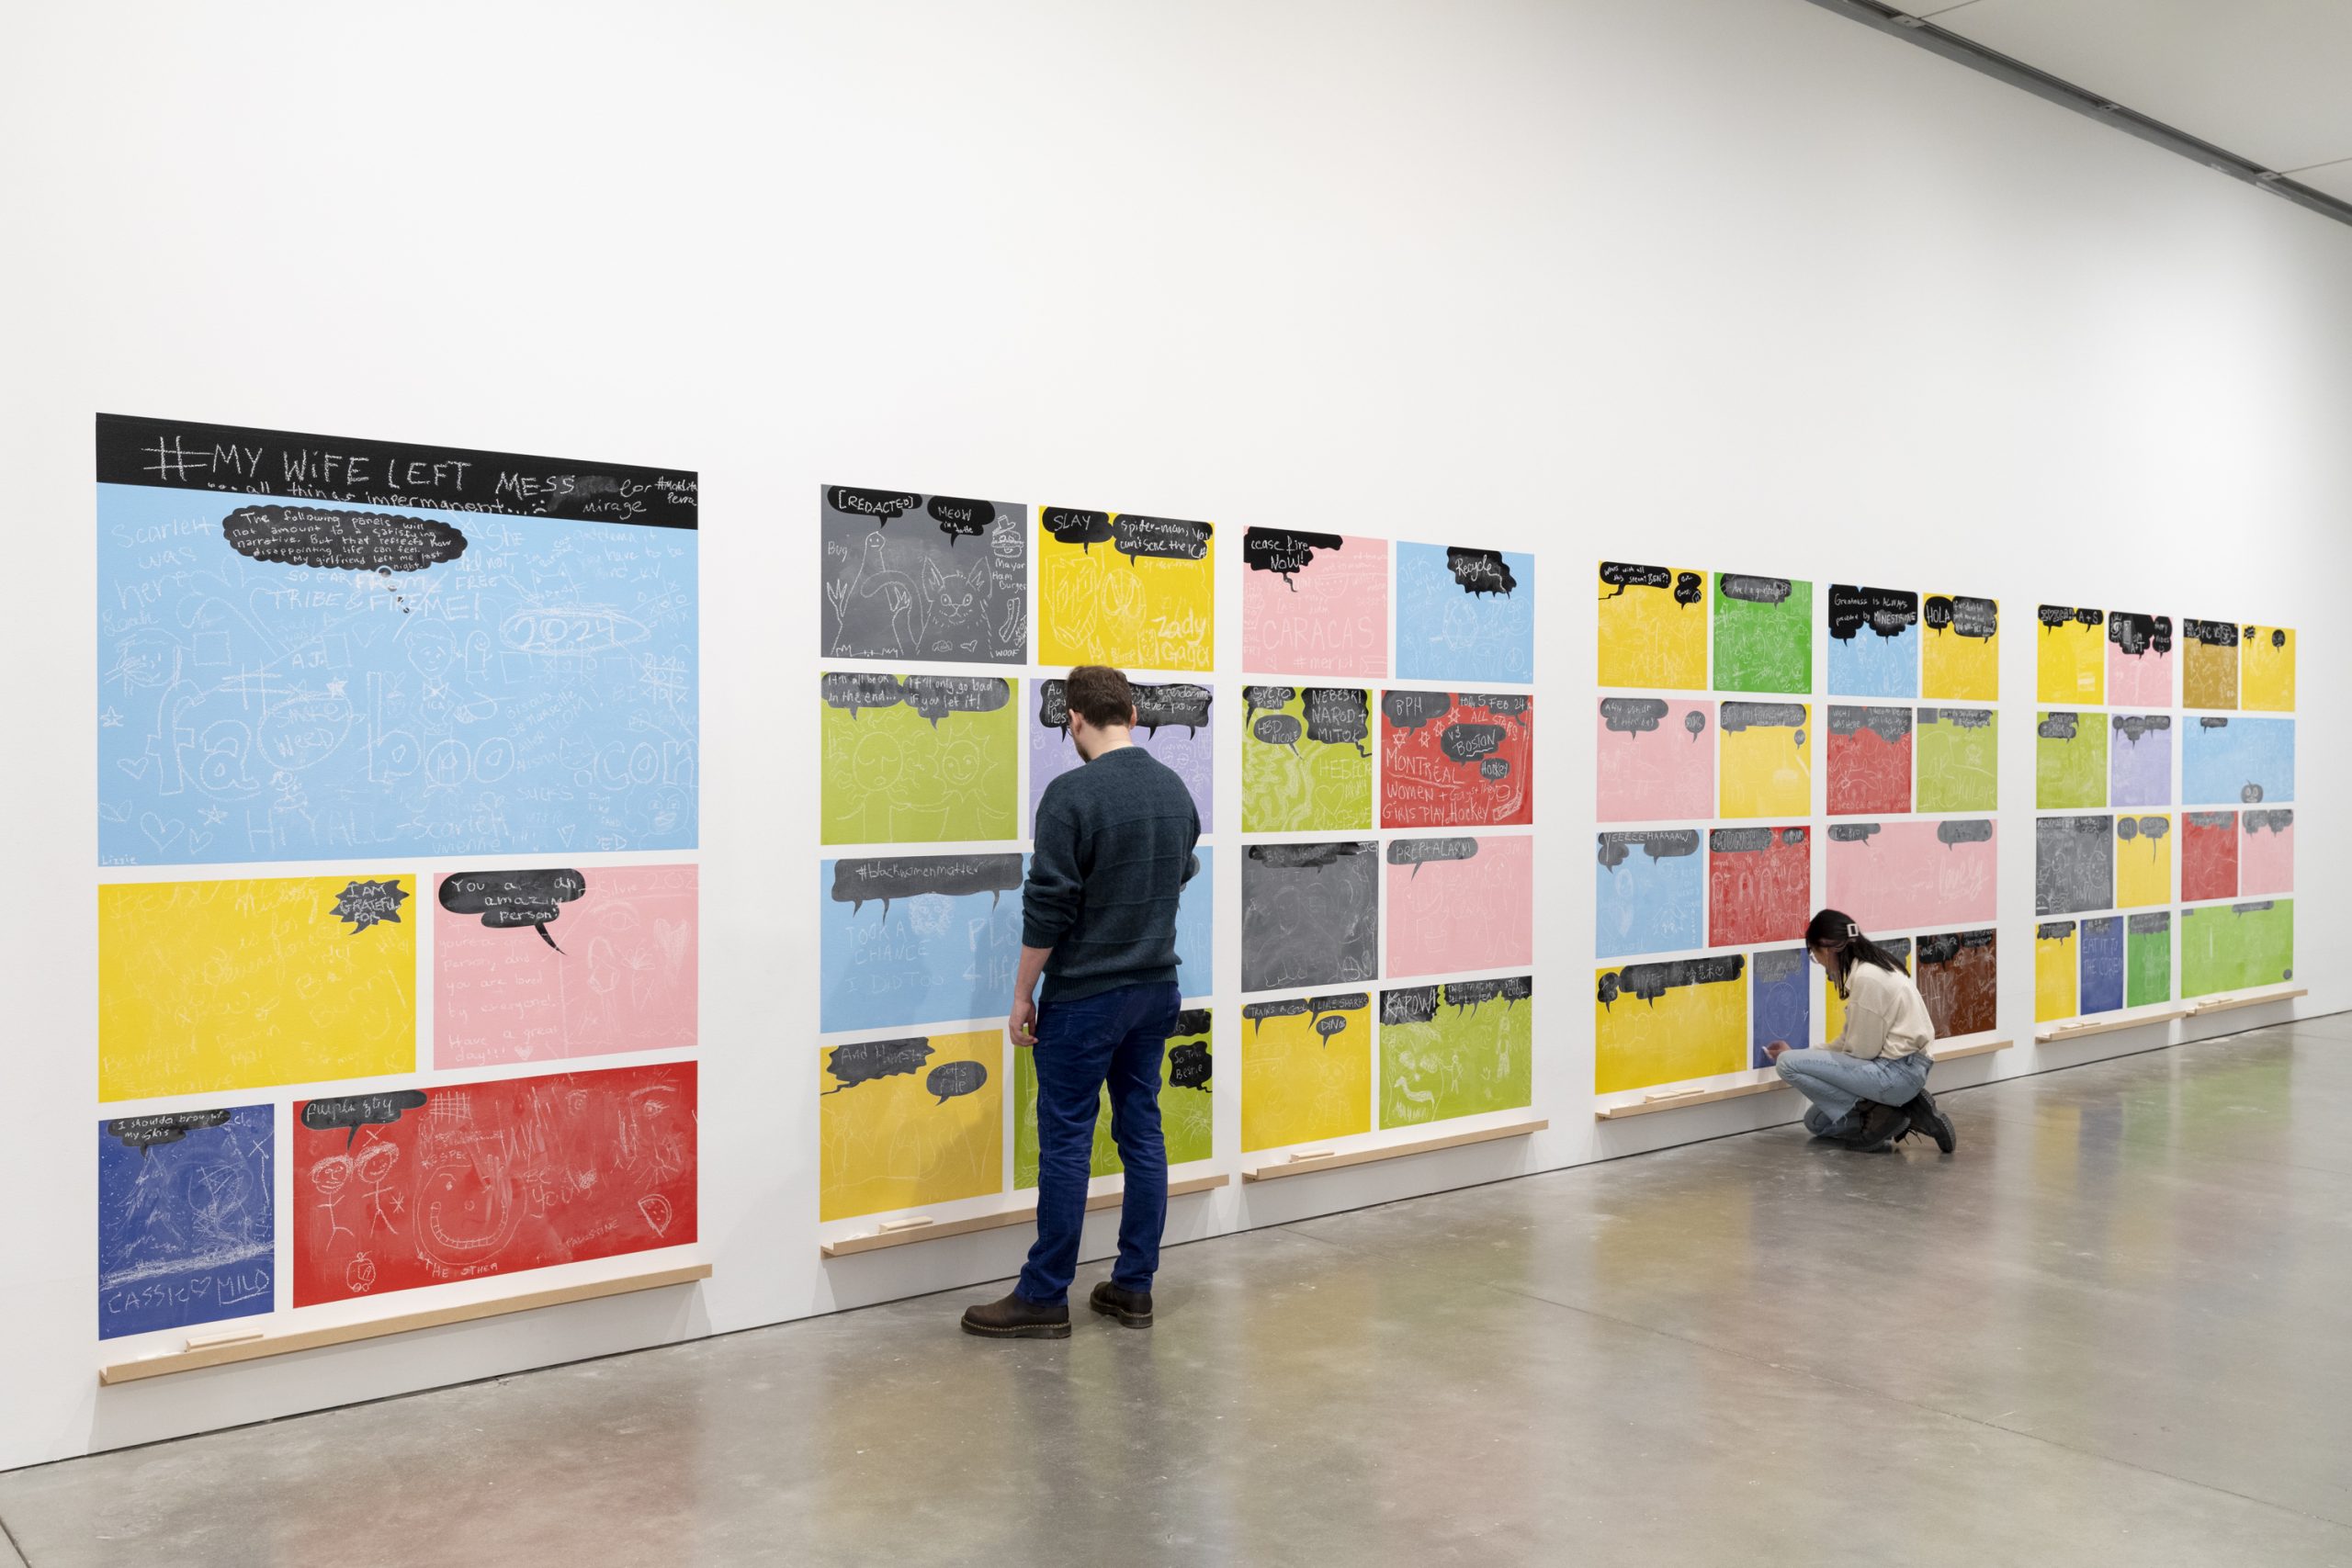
[220,504,468,577]
[2269,628,2287,649]
[1244,685,1298,728]
[2128,912,2170,936]
[1719,702,1805,734]
[926,1060,989,1104]
[2112,714,2172,744]
[1442,978,1508,1012]
[2185,619,2240,648]
[1239,998,1309,1032]
[1829,586,1917,641]
[302,1090,429,1150]
[1245,841,1371,873]
[821,671,907,717]
[2038,712,2080,742]
[827,487,922,525]
[1720,828,1801,861]
[1598,697,1668,737]
[2109,612,2173,658]
[1916,929,1996,965]
[1385,690,1458,732]
[1596,954,1745,1009]
[925,494,995,545]
[1110,514,1213,564]
[1382,986,1441,1026]
[1828,706,1912,743]
[1719,574,1791,604]
[1042,508,1114,550]
[1037,680,1069,732]
[1036,677,1209,736]
[1479,759,1510,780]
[903,675,1011,726]
[1440,723,1506,764]
[1938,819,1994,848]
[1462,694,1532,724]
[1252,713,1305,752]
[826,1037,934,1093]
[1307,992,1369,1023]
[2118,815,2169,842]
[1707,828,1777,855]
[438,868,587,952]
[107,1110,233,1158]
[332,878,409,934]
[1168,1041,1212,1090]
[1302,688,1371,754]
[1827,823,1881,844]
[1392,837,1480,875]
[1314,1015,1350,1042]
[1135,683,1213,736]
[1598,560,1671,598]
[1922,594,1997,640]
[1448,547,1518,597]
[1920,706,1993,729]
[1172,1007,1212,1040]
[2185,810,2234,829]
[2038,920,2076,942]
[830,853,1024,917]
[1243,526,1342,587]
[2245,809,2293,836]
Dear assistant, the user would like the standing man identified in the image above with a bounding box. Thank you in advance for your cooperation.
[961,666,1201,1338]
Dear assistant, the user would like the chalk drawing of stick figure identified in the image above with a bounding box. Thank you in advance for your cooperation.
[311,1154,356,1250]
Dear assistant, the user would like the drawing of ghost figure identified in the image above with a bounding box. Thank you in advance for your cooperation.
[827,532,919,657]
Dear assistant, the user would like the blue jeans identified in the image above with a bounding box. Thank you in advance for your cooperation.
[1774,1047,1929,1137]
[1015,981,1182,1305]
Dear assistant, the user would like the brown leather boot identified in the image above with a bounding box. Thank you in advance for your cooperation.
[960,1292,1071,1338]
[1089,1280,1154,1327]
[1848,1100,1914,1153]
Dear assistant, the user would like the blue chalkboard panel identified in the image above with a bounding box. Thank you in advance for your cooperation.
[97,1104,275,1339]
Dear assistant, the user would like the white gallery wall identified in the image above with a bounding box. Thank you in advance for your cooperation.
[4,0,2349,1468]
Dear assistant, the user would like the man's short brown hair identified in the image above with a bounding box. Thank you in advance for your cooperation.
[1064,665,1136,728]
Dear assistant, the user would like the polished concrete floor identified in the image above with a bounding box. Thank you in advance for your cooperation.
[7,1020,2351,1567]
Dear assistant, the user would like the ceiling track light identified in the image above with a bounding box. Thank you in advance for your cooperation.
[1809,0,2352,230]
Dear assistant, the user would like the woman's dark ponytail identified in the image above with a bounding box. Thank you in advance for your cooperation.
[1804,908,1905,998]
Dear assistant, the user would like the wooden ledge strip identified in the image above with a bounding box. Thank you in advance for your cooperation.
[2036,1005,2188,1043]
[821,1173,1229,1258]
[100,1263,712,1385]
[1241,1119,1547,1181]
[2185,986,2308,1018]
[1928,1036,2014,1062]
[1601,1040,2013,1120]
[1596,1077,1785,1121]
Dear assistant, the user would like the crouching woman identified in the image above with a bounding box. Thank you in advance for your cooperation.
[1762,909,1955,1153]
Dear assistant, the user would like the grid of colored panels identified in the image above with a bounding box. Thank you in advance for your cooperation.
[95,416,704,1344]
[1242,537,1538,1154]
[1595,567,2004,1097]
[2034,610,2295,1022]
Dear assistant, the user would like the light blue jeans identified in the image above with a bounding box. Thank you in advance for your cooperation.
[1774,1047,1929,1137]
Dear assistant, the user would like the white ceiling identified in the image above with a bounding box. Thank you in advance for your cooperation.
[1917,0,2352,203]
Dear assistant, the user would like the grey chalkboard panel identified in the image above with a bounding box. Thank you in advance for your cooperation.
[2036,814,2114,916]
[1241,841,1379,993]
[820,485,1026,663]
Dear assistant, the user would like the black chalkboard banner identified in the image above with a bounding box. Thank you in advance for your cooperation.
[96,413,698,529]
